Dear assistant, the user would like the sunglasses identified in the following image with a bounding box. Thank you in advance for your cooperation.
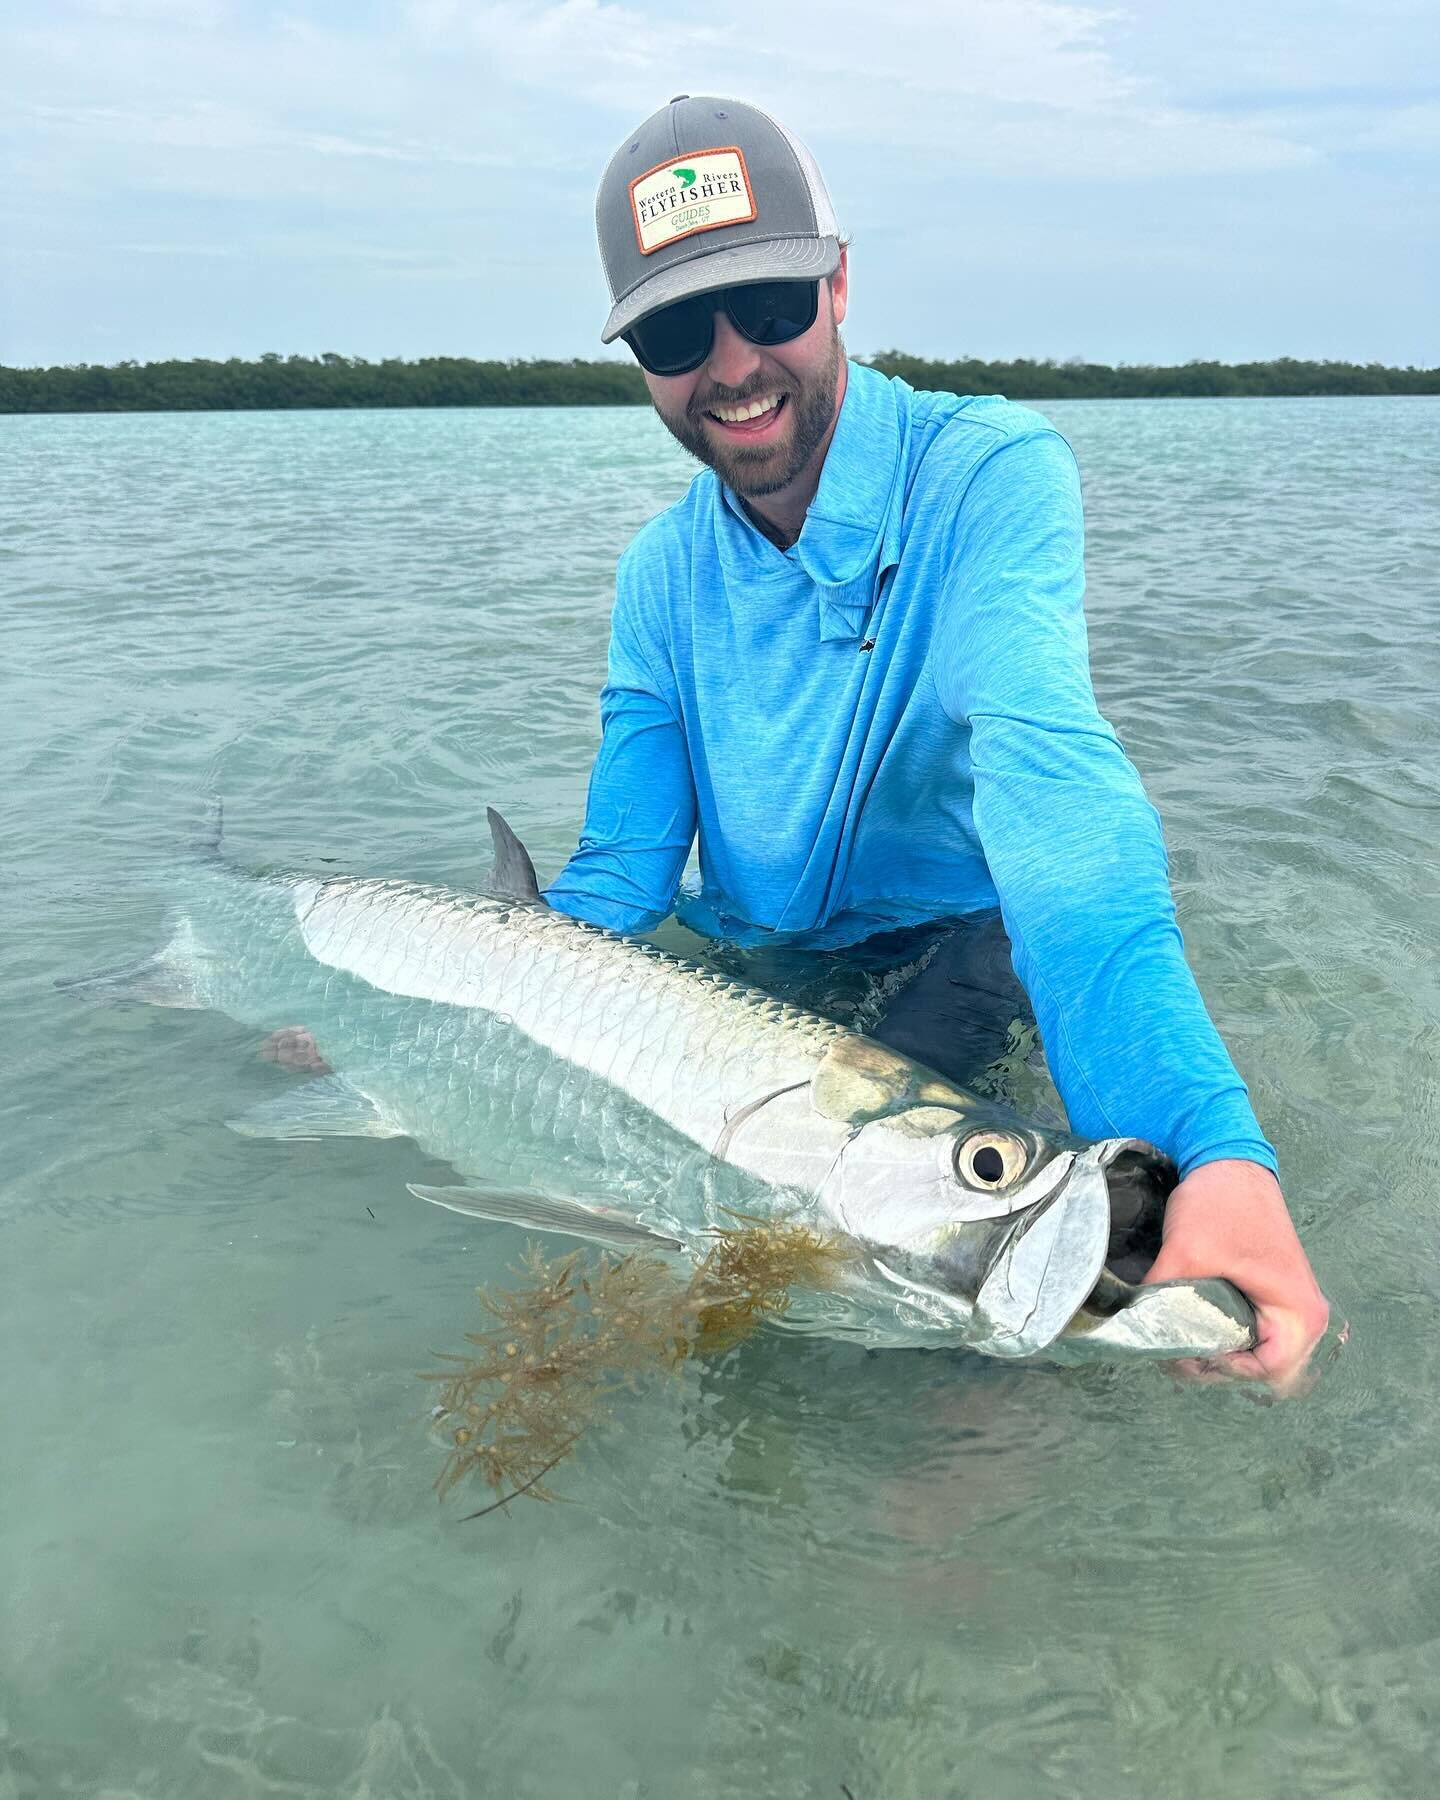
[624,279,821,377]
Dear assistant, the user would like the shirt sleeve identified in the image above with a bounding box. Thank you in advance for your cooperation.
[543,554,697,933]
[932,428,1277,1179]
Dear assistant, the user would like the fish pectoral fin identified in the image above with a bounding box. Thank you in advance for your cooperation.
[408,1182,682,1252]
[226,1076,407,1141]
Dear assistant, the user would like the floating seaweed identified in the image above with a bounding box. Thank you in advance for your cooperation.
[422,1218,854,1518]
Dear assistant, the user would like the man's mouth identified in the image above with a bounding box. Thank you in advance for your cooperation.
[702,391,788,440]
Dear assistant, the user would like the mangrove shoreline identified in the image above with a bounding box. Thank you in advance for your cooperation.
[3,351,1436,414]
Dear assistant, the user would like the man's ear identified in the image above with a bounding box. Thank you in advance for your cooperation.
[828,245,849,327]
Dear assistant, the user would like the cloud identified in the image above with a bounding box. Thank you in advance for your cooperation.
[407,0,1134,110]
[1,0,1432,363]
[1329,99,1440,153]
[404,0,1315,177]
[116,240,245,256]
[6,0,1346,200]
[409,0,704,86]
[1107,0,1440,103]
[25,102,516,167]
[76,0,227,22]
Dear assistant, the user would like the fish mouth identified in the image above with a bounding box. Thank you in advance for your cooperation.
[873,1136,1186,1357]
[964,1137,1177,1358]
[1064,1140,1259,1359]
[1094,1138,1175,1284]
[968,1138,1258,1362]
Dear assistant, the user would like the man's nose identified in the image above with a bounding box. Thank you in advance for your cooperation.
[704,306,761,389]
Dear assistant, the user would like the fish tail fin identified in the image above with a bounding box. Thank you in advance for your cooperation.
[57,796,222,1009]
[55,943,204,1009]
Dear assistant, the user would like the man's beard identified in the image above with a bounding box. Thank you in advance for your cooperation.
[653,323,845,500]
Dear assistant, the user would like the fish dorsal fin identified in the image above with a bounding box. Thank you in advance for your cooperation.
[486,807,541,903]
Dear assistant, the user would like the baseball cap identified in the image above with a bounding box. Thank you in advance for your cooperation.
[596,95,842,344]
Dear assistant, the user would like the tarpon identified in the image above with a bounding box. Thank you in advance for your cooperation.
[64,807,1255,1361]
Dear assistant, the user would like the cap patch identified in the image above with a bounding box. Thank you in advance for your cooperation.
[630,147,756,256]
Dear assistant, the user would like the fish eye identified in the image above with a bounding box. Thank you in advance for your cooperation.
[954,1130,1028,1190]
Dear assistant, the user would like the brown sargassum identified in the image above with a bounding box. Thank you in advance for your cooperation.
[421,1220,853,1519]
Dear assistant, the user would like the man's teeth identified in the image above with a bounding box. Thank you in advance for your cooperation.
[710,393,782,424]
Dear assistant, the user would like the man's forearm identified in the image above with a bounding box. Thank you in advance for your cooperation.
[973,725,1275,1177]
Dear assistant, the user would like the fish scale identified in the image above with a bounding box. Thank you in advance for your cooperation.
[206,868,767,1211]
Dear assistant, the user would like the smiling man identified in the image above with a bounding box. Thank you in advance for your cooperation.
[544,95,1329,1391]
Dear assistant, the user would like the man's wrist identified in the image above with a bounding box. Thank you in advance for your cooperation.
[1176,1143,1280,1183]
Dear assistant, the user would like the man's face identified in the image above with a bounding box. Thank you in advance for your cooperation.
[640,251,849,501]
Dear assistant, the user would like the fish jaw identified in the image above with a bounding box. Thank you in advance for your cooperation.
[960,1135,1194,1356]
[836,1133,1187,1357]
[1051,1277,1257,1361]
[922,1133,1258,1362]
[858,1143,1110,1356]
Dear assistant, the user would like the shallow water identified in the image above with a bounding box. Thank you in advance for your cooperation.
[2,395,1438,1798]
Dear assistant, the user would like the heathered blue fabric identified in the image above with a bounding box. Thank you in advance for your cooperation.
[545,362,1277,1178]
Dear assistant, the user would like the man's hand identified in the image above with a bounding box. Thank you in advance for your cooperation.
[1143,1159,1330,1395]
[257,1026,332,1076]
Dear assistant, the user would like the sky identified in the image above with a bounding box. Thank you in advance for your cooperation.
[3,0,1437,368]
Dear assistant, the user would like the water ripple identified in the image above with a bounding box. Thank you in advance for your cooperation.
[2,397,1438,1797]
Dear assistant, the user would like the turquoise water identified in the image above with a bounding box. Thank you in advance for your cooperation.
[2,396,1438,1797]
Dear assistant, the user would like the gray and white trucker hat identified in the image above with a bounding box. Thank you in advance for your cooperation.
[596,95,842,344]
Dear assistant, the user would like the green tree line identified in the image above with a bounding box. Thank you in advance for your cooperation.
[2,350,1436,413]
[867,351,1440,399]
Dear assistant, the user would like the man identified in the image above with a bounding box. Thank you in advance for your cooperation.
[542,95,1329,1391]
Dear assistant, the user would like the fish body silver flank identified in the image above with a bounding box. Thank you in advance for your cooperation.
[79,813,1255,1362]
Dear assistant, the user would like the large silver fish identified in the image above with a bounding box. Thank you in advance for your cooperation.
[69,808,1255,1361]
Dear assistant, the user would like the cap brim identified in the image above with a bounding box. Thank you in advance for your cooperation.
[601,235,841,345]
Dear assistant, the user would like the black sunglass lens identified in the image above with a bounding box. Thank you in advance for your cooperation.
[727,281,819,346]
[627,294,714,375]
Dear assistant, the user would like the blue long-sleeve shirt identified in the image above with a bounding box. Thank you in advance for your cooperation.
[545,362,1276,1179]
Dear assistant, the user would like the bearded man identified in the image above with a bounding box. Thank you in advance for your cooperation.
[540,94,1329,1391]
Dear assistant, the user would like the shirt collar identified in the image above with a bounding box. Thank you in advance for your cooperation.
[715,363,911,642]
